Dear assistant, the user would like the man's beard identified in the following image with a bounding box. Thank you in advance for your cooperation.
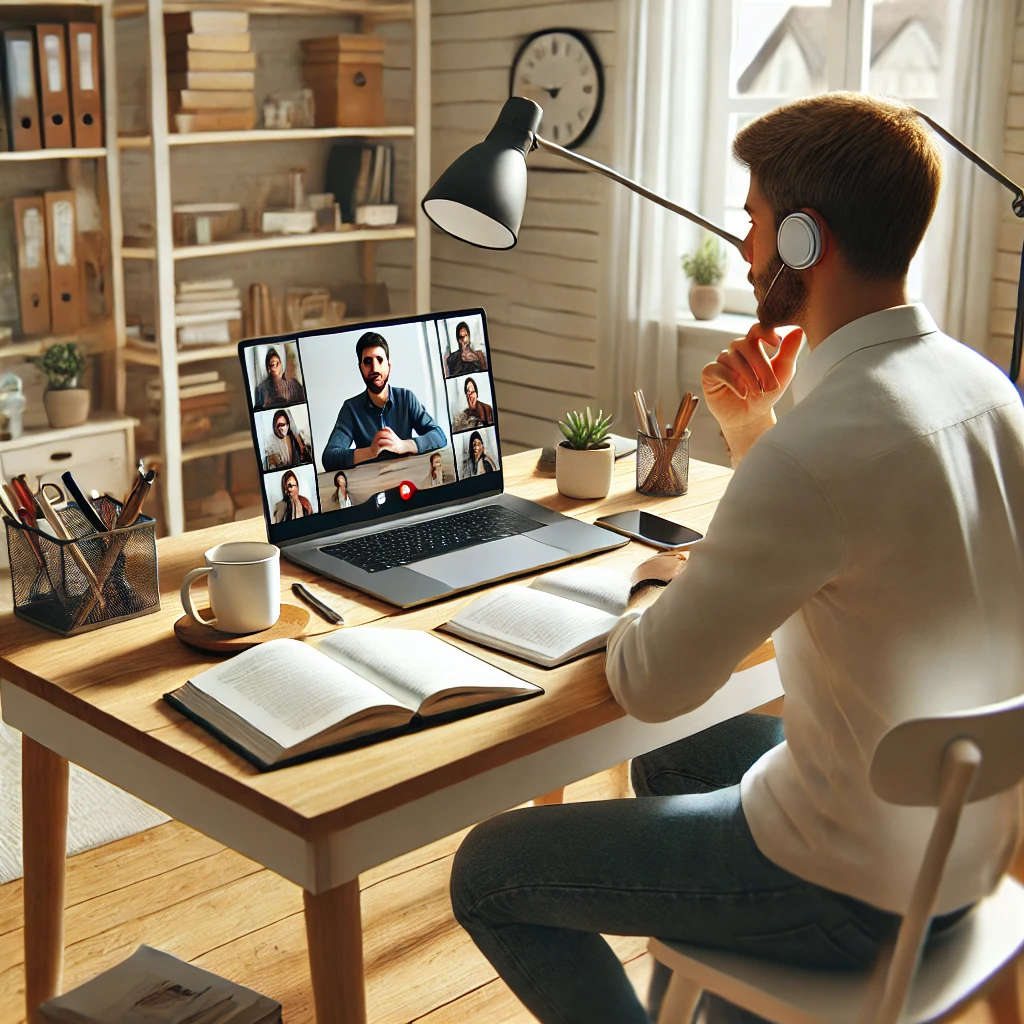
[751,253,807,330]
[363,367,390,395]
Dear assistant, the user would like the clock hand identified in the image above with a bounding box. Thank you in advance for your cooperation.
[539,85,562,99]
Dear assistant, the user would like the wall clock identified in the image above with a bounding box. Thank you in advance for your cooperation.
[510,28,604,150]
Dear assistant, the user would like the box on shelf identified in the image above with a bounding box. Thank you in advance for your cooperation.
[355,203,399,227]
[301,34,385,127]
[263,89,315,130]
[172,203,244,246]
[261,209,316,235]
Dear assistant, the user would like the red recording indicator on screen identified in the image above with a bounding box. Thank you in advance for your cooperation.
[399,481,417,501]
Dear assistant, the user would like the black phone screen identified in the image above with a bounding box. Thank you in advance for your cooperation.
[595,510,704,549]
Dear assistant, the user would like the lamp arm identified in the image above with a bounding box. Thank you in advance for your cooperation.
[534,134,747,254]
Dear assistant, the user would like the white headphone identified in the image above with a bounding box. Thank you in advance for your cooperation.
[777,211,823,271]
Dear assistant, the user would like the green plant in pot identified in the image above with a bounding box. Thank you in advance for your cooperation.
[555,407,615,500]
[34,342,90,429]
[681,234,727,321]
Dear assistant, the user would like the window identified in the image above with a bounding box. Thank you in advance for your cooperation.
[699,0,960,315]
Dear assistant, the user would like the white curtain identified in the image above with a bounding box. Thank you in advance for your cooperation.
[597,0,711,425]
[925,0,1016,360]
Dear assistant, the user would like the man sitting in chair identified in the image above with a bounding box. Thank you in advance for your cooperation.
[448,94,1024,1024]
[322,331,447,471]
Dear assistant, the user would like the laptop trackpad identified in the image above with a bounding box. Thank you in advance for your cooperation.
[410,534,563,588]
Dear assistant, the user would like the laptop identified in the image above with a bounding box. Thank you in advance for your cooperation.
[239,308,627,608]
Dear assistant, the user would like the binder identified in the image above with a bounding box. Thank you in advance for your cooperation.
[68,23,102,148]
[36,25,73,149]
[13,197,51,335]
[2,29,42,150]
[44,191,80,334]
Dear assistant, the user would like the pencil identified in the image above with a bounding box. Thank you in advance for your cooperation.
[678,396,700,434]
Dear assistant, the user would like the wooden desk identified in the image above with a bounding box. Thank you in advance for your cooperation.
[0,451,780,1024]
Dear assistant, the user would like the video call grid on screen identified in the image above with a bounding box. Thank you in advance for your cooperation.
[239,309,504,543]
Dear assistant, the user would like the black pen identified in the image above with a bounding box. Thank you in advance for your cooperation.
[291,582,345,625]
[61,471,108,533]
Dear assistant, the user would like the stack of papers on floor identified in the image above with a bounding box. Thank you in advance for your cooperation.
[39,945,281,1024]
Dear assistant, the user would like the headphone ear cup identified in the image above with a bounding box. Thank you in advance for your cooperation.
[777,212,823,271]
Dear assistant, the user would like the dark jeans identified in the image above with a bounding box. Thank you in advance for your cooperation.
[450,714,964,1024]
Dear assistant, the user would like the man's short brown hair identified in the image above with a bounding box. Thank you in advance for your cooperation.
[733,92,942,281]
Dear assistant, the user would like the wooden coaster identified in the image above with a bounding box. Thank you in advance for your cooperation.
[173,603,311,654]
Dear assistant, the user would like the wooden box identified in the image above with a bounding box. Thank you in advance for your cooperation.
[301,34,385,128]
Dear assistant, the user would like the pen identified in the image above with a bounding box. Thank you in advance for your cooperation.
[678,395,700,435]
[61,471,108,533]
[116,466,155,528]
[292,582,345,625]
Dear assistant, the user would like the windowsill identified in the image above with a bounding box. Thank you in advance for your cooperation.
[677,310,756,342]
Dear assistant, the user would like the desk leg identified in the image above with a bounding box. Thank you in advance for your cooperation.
[534,787,565,805]
[22,737,69,1023]
[304,880,366,1024]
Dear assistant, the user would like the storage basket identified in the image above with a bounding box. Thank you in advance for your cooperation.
[5,496,160,636]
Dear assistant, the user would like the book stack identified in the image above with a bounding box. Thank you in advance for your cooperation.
[176,278,242,348]
[39,945,281,1024]
[146,369,233,446]
[165,11,256,133]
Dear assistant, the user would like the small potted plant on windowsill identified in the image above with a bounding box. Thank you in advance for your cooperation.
[555,407,615,500]
[681,234,727,321]
[34,342,89,429]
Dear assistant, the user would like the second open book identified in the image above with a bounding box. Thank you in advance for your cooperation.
[443,566,632,668]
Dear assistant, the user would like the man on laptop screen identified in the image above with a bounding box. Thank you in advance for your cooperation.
[321,331,447,470]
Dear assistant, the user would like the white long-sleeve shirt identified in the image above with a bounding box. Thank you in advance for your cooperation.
[606,304,1024,915]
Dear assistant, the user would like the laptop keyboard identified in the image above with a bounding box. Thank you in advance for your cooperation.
[322,505,542,574]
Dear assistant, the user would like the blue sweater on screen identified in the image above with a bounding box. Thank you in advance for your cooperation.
[321,386,447,471]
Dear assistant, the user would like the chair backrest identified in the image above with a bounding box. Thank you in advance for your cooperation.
[862,693,1024,1024]
[870,693,1024,806]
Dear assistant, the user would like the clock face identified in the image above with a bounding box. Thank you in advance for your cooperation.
[510,29,603,150]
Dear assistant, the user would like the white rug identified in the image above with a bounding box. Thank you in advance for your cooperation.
[0,716,170,885]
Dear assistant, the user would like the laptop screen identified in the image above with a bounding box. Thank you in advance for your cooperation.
[239,308,503,544]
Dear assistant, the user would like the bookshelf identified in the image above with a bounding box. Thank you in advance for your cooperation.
[109,0,430,535]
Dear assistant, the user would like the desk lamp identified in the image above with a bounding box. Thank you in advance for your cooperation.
[422,96,1023,385]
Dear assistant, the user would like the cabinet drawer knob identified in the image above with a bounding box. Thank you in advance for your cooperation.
[49,451,73,462]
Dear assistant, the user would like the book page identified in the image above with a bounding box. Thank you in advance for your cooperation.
[187,638,408,750]
[317,627,537,710]
[447,587,620,662]
[529,566,630,616]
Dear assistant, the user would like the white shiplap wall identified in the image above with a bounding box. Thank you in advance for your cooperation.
[430,0,621,453]
[991,0,1024,372]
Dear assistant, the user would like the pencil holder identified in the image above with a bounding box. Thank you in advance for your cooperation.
[636,429,689,497]
[5,497,160,636]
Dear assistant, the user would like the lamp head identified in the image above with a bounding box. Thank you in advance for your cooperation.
[421,97,543,249]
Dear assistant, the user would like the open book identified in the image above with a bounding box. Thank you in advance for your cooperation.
[164,628,542,770]
[39,945,280,1024]
[443,566,631,669]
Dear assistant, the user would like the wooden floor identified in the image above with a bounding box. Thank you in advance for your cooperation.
[1,752,1018,1024]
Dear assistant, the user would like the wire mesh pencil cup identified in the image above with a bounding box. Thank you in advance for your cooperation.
[636,429,690,497]
[5,497,160,636]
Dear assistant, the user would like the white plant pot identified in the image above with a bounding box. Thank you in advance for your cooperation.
[43,388,90,429]
[555,442,614,500]
[688,283,726,321]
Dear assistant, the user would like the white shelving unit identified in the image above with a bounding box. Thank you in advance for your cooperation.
[110,0,431,535]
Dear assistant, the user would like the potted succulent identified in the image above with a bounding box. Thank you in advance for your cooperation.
[34,342,90,428]
[555,407,615,500]
[681,235,727,320]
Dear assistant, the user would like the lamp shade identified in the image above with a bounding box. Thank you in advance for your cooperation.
[422,97,543,249]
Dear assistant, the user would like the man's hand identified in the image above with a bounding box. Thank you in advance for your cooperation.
[701,323,802,463]
[374,428,417,456]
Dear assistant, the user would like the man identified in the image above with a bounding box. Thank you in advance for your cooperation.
[445,320,488,377]
[255,347,306,410]
[451,376,494,431]
[322,331,447,471]
[449,93,1024,1024]
[264,408,312,470]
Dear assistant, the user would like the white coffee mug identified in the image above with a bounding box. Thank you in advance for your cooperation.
[180,541,280,634]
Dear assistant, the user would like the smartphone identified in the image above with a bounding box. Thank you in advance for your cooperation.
[593,510,704,550]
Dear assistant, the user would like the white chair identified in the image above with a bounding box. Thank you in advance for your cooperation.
[650,695,1024,1024]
